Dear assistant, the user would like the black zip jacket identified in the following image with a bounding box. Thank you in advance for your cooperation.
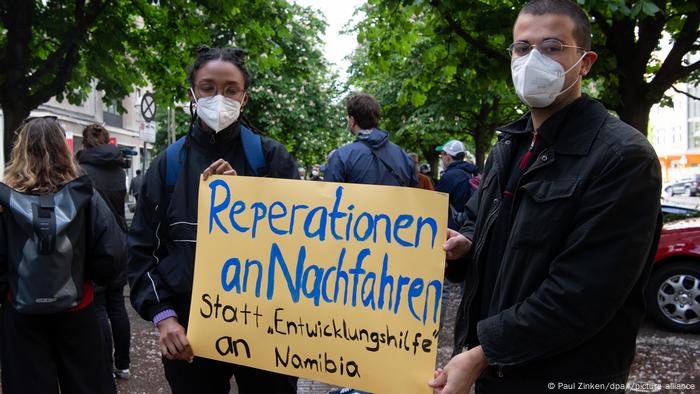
[79,144,128,289]
[446,96,662,391]
[128,121,298,322]
[78,144,127,231]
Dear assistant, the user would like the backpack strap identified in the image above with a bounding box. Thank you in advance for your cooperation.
[35,194,56,255]
[240,124,265,176]
[358,140,407,187]
[165,136,187,191]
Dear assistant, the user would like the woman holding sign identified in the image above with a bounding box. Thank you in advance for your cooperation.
[128,46,298,393]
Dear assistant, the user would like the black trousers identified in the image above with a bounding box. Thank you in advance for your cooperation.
[0,303,116,394]
[163,356,297,394]
[94,285,132,370]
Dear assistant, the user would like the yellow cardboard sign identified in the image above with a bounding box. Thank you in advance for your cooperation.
[188,176,448,394]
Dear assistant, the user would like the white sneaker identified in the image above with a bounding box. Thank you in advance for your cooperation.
[114,368,130,379]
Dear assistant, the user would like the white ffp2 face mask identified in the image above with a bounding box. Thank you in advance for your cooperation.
[511,49,586,108]
[191,88,243,133]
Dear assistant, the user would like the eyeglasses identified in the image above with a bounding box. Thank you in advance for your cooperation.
[195,84,246,100]
[507,39,584,59]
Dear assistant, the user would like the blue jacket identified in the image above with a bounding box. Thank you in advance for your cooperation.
[324,129,418,187]
[436,160,479,230]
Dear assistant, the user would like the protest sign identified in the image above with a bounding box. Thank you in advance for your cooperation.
[188,176,448,393]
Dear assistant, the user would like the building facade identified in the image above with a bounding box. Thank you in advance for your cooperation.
[0,82,156,186]
[650,82,700,182]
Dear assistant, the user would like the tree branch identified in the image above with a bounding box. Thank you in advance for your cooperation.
[26,0,107,87]
[428,0,509,62]
[637,12,666,71]
[647,11,700,100]
[27,0,110,108]
[672,85,700,102]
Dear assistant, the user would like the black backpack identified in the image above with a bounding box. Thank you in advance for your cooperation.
[0,180,91,314]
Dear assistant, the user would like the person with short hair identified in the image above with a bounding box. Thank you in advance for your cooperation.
[130,169,144,202]
[324,93,417,187]
[310,163,323,181]
[430,1,662,393]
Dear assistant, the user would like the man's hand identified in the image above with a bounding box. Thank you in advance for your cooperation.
[428,346,489,394]
[157,317,194,362]
[202,158,237,180]
[443,228,472,260]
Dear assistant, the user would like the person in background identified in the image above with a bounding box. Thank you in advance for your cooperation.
[420,163,439,187]
[78,123,132,380]
[324,93,417,187]
[408,152,434,190]
[130,169,144,202]
[435,140,479,230]
[128,46,298,394]
[324,93,416,394]
[430,1,662,392]
[298,167,307,180]
[310,163,323,181]
[0,117,124,394]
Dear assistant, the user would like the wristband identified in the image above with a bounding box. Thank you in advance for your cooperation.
[152,309,177,327]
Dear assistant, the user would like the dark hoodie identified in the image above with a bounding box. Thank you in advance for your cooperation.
[78,144,128,289]
[324,129,418,187]
[436,160,479,230]
[78,144,127,231]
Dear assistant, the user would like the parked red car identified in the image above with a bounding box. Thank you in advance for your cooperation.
[649,215,700,333]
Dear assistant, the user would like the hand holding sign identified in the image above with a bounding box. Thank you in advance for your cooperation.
[443,229,472,260]
[428,346,488,394]
[188,176,448,393]
[158,317,194,362]
[202,158,237,181]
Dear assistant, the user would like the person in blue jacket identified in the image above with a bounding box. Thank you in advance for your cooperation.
[324,93,418,187]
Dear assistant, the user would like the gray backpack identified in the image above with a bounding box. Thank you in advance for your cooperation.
[0,180,91,314]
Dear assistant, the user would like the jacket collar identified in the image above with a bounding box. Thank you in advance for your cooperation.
[191,119,241,147]
[498,95,608,156]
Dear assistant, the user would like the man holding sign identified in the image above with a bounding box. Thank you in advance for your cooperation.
[431,1,662,393]
[128,46,298,393]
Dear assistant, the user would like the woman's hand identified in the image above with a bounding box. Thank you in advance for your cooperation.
[157,317,194,362]
[202,159,237,180]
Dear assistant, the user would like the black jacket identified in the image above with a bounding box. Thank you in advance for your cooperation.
[447,96,662,390]
[128,121,298,322]
[79,144,128,289]
[436,161,479,230]
[78,144,127,231]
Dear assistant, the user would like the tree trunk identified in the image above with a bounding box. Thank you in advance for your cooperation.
[616,100,652,136]
[2,105,31,162]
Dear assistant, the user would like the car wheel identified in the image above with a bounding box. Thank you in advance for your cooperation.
[684,186,693,197]
[646,261,700,333]
[664,187,674,197]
